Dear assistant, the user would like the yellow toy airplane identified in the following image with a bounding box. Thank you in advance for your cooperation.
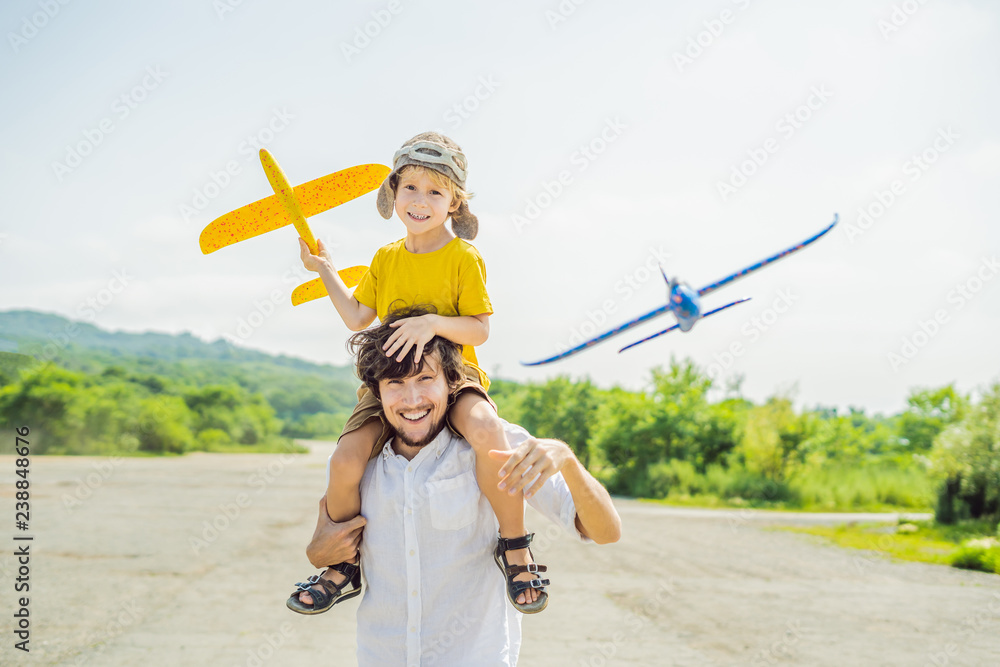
[199,149,389,305]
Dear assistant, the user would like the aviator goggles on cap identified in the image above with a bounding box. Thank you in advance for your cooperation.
[392,140,468,185]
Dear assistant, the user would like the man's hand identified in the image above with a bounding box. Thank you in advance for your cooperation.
[487,437,573,499]
[306,495,366,568]
[384,314,438,362]
[299,237,333,273]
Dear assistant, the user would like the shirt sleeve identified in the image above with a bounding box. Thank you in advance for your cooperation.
[457,246,493,317]
[500,420,590,543]
[353,249,380,312]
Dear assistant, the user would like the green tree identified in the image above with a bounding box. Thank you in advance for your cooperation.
[931,382,1000,522]
[135,396,194,454]
[899,384,967,452]
[591,387,666,495]
[0,365,90,453]
[736,398,802,482]
[502,376,599,466]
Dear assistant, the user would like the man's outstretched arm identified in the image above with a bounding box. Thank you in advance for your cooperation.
[488,438,621,544]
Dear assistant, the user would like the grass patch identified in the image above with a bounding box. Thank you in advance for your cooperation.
[788,465,935,512]
[200,441,308,454]
[635,460,934,512]
[782,519,999,573]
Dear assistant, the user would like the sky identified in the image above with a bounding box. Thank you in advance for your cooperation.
[1,0,998,415]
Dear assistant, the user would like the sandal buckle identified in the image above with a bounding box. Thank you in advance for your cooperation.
[526,563,539,573]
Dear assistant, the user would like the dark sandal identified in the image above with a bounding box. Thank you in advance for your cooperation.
[286,562,362,615]
[494,533,550,614]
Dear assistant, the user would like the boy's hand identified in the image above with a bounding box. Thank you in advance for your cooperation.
[384,314,438,362]
[299,237,333,273]
[488,437,574,499]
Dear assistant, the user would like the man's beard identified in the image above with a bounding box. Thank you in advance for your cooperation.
[391,414,448,449]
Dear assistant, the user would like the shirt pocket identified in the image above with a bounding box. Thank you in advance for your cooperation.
[425,471,479,531]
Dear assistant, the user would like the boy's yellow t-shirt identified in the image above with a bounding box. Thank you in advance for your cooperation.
[353,237,493,389]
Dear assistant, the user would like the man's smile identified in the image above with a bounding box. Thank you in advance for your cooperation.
[401,408,431,422]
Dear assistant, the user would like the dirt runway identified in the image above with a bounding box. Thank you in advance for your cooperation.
[1,443,998,666]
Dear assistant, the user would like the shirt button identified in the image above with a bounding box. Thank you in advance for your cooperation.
[407,465,413,472]
[412,590,418,596]
[409,550,415,556]
[410,626,416,633]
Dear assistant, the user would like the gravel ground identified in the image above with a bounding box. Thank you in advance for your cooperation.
[1,443,998,666]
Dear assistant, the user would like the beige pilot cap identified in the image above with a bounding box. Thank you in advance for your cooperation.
[376,132,479,240]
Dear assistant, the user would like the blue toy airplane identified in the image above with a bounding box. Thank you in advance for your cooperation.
[522,214,838,366]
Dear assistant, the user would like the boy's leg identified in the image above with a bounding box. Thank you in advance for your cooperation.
[450,391,542,606]
[296,418,381,607]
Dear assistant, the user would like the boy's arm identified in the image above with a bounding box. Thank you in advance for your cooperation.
[299,238,377,331]
[489,436,622,545]
[383,312,489,362]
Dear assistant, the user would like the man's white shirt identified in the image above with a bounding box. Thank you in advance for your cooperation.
[345,420,584,666]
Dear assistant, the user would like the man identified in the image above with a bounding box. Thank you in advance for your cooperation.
[303,307,622,666]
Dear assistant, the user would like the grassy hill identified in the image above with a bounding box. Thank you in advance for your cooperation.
[0,310,361,454]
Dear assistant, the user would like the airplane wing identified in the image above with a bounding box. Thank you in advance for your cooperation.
[291,265,369,306]
[618,297,752,353]
[199,163,390,254]
[696,215,838,298]
[521,303,672,366]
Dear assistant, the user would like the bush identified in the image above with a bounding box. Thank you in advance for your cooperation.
[950,539,1000,574]
[722,468,795,504]
[646,459,702,499]
[791,465,935,511]
[197,428,232,450]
